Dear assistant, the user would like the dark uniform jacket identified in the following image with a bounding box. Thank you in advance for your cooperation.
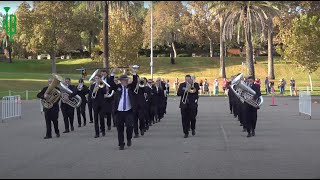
[77,85,89,104]
[109,74,138,113]
[37,86,60,117]
[177,82,200,109]
[89,83,107,110]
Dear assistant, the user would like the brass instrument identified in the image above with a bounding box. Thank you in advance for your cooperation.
[60,82,82,108]
[91,79,114,99]
[134,77,147,94]
[230,73,263,108]
[182,76,197,104]
[41,74,82,109]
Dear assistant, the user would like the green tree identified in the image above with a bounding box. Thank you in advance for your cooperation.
[280,14,320,91]
[31,1,77,73]
[212,1,280,78]
[143,1,188,64]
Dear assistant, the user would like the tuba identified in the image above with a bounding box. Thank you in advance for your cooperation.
[230,73,263,108]
[41,74,63,109]
[41,74,82,109]
[60,82,82,108]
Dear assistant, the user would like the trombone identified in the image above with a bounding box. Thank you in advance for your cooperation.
[181,75,196,104]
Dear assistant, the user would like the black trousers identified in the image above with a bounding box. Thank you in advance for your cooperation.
[76,102,87,125]
[44,111,59,137]
[134,108,145,135]
[149,105,158,123]
[61,106,74,131]
[229,100,233,113]
[93,105,105,135]
[115,110,134,147]
[145,104,150,128]
[239,104,246,129]
[180,106,197,135]
[88,100,93,122]
[246,109,257,133]
[105,112,112,128]
[233,101,239,118]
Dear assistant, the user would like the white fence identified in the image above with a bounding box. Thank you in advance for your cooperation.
[1,95,22,122]
[299,89,311,119]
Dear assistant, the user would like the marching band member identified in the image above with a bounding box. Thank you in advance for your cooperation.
[244,76,261,137]
[87,80,94,123]
[76,78,89,127]
[133,75,147,138]
[101,70,113,131]
[61,77,78,133]
[177,75,200,138]
[37,78,60,139]
[109,66,137,150]
[90,74,108,138]
[144,79,154,129]
[155,78,165,123]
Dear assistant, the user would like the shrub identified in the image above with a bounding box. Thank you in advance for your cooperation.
[157,54,169,57]
[177,53,191,57]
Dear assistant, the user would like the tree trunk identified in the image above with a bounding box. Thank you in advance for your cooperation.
[244,19,255,78]
[219,17,226,78]
[173,33,177,58]
[51,51,56,73]
[89,30,93,54]
[309,72,313,91]
[8,46,12,63]
[103,1,109,74]
[267,20,275,79]
[170,32,175,64]
[209,38,213,58]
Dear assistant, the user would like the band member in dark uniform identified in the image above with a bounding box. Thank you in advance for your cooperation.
[177,75,200,138]
[61,78,78,133]
[144,79,154,129]
[133,76,147,138]
[245,76,261,137]
[112,76,119,127]
[154,79,165,123]
[227,81,234,114]
[87,80,94,123]
[109,66,137,150]
[101,69,113,131]
[37,78,60,139]
[76,78,89,127]
[90,74,109,138]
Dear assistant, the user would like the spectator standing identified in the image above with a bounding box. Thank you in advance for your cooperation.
[204,79,209,95]
[214,79,219,96]
[290,77,296,96]
[265,77,270,94]
[222,78,227,94]
[199,80,204,95]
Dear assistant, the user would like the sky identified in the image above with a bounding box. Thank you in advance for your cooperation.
[0,1,32,15]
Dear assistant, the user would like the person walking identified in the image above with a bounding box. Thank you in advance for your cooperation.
[214,79,219,96]
[290,77,296,96]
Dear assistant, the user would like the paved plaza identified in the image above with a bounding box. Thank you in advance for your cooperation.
[1,96,320,179]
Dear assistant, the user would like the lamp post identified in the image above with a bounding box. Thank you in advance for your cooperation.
[150,1,153,80]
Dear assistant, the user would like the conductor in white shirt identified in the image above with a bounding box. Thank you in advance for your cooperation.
[109,66,138,150]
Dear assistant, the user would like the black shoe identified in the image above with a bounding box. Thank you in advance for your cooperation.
[44,136,52,139]
[127,140,132,147]
[63,130,70,133]
[240,123,243,126]
[108,126,111,131]
[141,130,144,136]
[134,134,139,138]
[119,146,125,150]
[71,127,74,131]
[184,134,189,138]
[94,135,99,138]
[252,130,255,136]
[84,123,86,126]
[230,111,233,114]
[242,128,246,132]
[78,124,81,127]
[89,121,93,123]
[144,129,147,132]
[102,132,106,137]
[113,124,116,127]
[247,133,252,138]
[56,133,60,138]
[192,130,195,136]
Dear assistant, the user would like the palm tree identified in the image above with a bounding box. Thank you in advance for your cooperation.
[209,1,231,78]
[212,1,280,78]
[86,1,130,74]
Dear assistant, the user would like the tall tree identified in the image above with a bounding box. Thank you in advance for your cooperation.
[280,14,320,91]
[143,1,187,64]
[185,1,219,59]
[31,1,76,73]
[212,1,280,78]
[87,1,131,74]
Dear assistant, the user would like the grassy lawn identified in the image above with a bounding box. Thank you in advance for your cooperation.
[0,56,319,99]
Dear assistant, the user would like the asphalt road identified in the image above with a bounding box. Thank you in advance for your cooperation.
[1,96,320,179]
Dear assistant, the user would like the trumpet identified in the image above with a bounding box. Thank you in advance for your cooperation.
[91,79,114,99]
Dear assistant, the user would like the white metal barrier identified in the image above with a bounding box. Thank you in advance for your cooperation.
[299,88,311,119]
[1,95,22,122]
